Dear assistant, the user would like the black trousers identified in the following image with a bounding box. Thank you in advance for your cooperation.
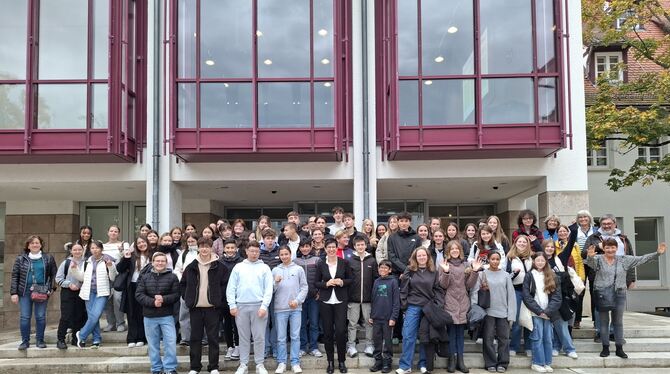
[482,316,510,369]
[126,282,146,343]
[586,266,596,323]
[423,343,436,372]
[190,307,221,371]
[319,302,348,363]
[222,306,240,347]
[372,320,393,360]
[57,288,86,342]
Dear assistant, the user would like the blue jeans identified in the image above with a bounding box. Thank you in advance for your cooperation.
[79,292,109,344]
[19,295,48,343]
[300,296,320,351]
[265,302,278,357]
[276,310,302,365]
[144,316,178,373]
[448,324,465,354]
[510,289,530,352]
[552,318,576,353]
[399,305,426,370]
[529,317,553,366]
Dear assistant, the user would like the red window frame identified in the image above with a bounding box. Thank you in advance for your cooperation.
[376,0,567,160]
[0,0,145,163]
[168,0,352,162]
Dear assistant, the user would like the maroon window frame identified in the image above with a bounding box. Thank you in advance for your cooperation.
[169,0,352,162]
[376,0,567,160]
[0,0,145,163]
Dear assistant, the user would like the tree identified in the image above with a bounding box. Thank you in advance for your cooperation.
[582,0,670,191]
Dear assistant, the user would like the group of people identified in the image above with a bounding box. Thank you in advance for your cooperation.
[9,206,666,374]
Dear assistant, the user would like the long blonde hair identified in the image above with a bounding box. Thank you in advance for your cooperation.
[407,247,435,272]
[362,218,377,241]
[532,252,557,294]
[487,215,509,246]
[507,234,532,260]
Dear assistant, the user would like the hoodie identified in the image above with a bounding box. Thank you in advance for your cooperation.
[226,258,274,311]
[272,262,308,312]
[347,251,379,303]
[180,253,229,309]
[387,228,422,274]
[370,275,400,322]
[196,254,219,307]
[220,252,243,282]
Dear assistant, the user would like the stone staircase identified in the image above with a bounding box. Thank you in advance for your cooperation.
[0,313,669,373]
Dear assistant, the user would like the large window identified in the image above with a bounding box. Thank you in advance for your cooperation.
[634,217,661,282]
[638,146,662,163]
[587,140,609,167]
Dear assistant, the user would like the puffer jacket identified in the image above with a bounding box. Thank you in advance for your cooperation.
[438,258,478,325]
[220,252,243,282]
[294,251,322,298]
[387,228,422,274]
[135,268,180,318]
[347,252,378,303]
[260,242,281,269]
[11,253,58,296]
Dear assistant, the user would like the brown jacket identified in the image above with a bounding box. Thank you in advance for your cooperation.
[438,259,478,325]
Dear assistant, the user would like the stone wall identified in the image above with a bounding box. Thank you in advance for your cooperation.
[182,213,219,235]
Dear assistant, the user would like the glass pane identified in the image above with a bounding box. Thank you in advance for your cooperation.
[314,0,334,77]
[177,83,196,128]
[596,156,607,166]
[650,147,660,156]
[480,0,532,74]
[258,82,310,128]
[93,0,109,79]
[317,202,353,216]
[85,206,120,243]
[201,83,252,128]
[263,208,293,219]
[405,201,425,213]
[422,79,475,125]
[36,84,87,129]
[38,0,88,79]
[133,205,146,235]
[91,84,109,129]
[539,78,557,123]
[634,218,660,281]
[399,80,418,126]
[314,81,334,127]
[459,205,495,217]
[596,57,605,64]
[397,0,418,76]
[297,203,316,215]
[258,0,310,78]
[482,78,533,124]
[201,0,252,78]
[177,0,197,78]
[377,202,405,215]
[0,0,27,80]
[536,0,556,73]
[0,85,26,129]
[429,205,458,218]
[421,0,474,76]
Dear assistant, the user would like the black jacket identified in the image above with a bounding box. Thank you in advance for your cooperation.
[157,243,180,269]
[135,269,180,318]
[260,244,282,270]
[419,298,451,344]
[370,275,400,322]
[522,271,562,322]
[11,253,58,296]
[294,252,322,298]
[180,258,229,309]
[220,253,243,282]
[315,258,353,303]
[347,252,378,303]
[116,256,153,313]
[388,228,422,274]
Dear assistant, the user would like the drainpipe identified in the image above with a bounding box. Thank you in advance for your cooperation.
[362,0,370,219]
[152,0,161,229]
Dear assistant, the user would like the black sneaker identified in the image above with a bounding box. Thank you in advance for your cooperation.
[18,342,29,351]
[36,341,47,349]
[91,342,101,349]
[57,340,68,350]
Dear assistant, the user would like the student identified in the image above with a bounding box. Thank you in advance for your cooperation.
[316,215,334,240]
[347,236,379,358]
[170,226,184,249]
[272,246,309,374]
[555,224,586,330]
[135,252,181,374]
[55,243,87,349]
[73,240,118,348]
[213,223,232,257]
[387,212,422,275]
[362,218,379,251]
[63,225,94,258]
[102,225,128,333]
[487,216,511,254]
[174,232,199,346]
[368,260,400,373]
[220,238,243,360]
[335,230,354,260]
[375,216,398,263]
[294,239,323,358]
[227,241,274,374]
[157,232,180,271]
[328,206,346,234]
[461,223,478,252]
[116,236,153,347]
[429,218,442,236]
[428,228,447,265]
[310,228,327,260]
[181,237,229,374]
[512,209,544,252]
[260,228,281,358]
[255,215,271,244]
[522,253,562,373]
[444,223,471,259]
[282,222,302,259]
[506,235,534,357]
[416,224,431,249]
[468,225,507,270]
[343,213,360,247]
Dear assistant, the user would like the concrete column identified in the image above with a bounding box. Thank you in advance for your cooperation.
[538,191,590,227]
[182,199,221,234]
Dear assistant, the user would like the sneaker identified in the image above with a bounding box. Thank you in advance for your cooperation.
[395,369,411,374]
[257,364,269,374]
[180,340,190,346]
[211,371,221,374]
[57,340,68,350]
[487,368,497,373]
[347,344,358,358]
[36,341,46,349]
[544,365,554,373]
[75,331,84,349]
[525,350,532,356]
[135,341,144,347]
[310,349,323,357]
[275,363,286,374]
[567,351,578,359]
[292,365,302,373]
[364,345,375,357]
[530,364,547,373]
[18,341,29,351]
[226,347,235,360]
[476,338,483,344]
[420,368,428,374]
[116,324,127,332]
[232,346,240,359]
[188,371,199,374]
[299,350,306,358]
[103,324,116,332]
[91,342,101,349]
[496,367,506,373]
[128,342,136,348]
[235,364,249,374]
[551,350,559,357]
[509,350,516,356]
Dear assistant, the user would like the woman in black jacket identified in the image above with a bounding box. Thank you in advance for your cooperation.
[10,235,58,350]
[316,238,353,374]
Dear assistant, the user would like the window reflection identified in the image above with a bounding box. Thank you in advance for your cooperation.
[39,0,88,79]
[399,80,418,126]
[0,0,27,80]
[258,0,310,78]
[314,0,334,77]
[314,81,334,127]
[92,84,109,129]
[93,0,110,79]
[422,79,475,125]
[480,0,532,74]
[0,85,26,129]
[258,82,310,128]
[482,78,533,124]
[536,0,556,73]
[177,83,196,128]
[538,78,557,122]
[178,0,196,78]
[201,83,252,128]
[421,0,474,76]
[201,0,252,78]
[37,84,87,129]
[398,0,418,76]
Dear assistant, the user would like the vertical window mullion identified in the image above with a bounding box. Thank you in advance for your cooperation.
[531,0,539,147]
[252,0,258,151]
[195,0,201,152]
[87,0,93,134]
[25,0,36,148]
[474,0,482,147]
[416,0,423,149]
[310,0,315,150]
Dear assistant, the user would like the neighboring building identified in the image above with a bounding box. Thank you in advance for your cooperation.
[0,1,588,327]
[583,1,670,311]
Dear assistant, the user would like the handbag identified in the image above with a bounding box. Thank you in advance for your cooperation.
[567,267,585,295]
[400,271,413,310]
[477,272,491,309]
[518,302,534,331]
[30,261,50,303]
[594,259,617,311]
[112,270,128,292]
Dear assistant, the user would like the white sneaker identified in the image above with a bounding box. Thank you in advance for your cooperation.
[525,350,532,356]
[544,365,554,373]
[476,338,483,344]
[420,367,428,374]
[310,349,323,357]
[211,370,221,374]
[530,364,547,373]
[232,346,240,359]
[347,344,358,358]
[275,363,286,374]
[551,350,559,357]
[509,350,516,356]
[135,341,144,347]
[396,369,411,374]
[364,344,374,357]
[188,371,199,374]
[292,364,302,373]
[235,364,248,374]
[257,364,269,374]
[127,342,136,348]
[567,351,578,359]
[226,347,234,360]
[116,324,127,332]
[299,350,306,357]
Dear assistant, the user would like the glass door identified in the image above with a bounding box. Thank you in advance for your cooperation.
[81,202,146,242]
[634,217,663,286]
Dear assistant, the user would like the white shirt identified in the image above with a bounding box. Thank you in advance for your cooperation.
[324,260,341,304]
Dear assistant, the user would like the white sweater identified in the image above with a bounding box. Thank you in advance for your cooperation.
[531,270,549,311]
[72,254,118,300]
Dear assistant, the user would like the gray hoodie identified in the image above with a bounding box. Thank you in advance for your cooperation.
[272,262,308,312]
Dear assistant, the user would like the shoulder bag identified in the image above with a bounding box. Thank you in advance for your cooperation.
[477,272,491,309]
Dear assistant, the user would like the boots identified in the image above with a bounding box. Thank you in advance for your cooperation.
[455,354,469,373]
[327,361,334,374]
[338,361,348,373]
[370,356,383,372]
[615,345,628,359]
[600,345,610,357]
[381,358,392,373]
[447,353,456,373]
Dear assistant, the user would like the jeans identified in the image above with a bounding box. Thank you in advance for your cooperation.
[300,296,320,351]
[599,289,627,346]
[19,295,48,343]
[265,302,278,357]
[510,289,530,352]
[398,305,426,371]
[530,317,553,366]
[276,310,302,365]
[447,324,465,355]
[144,316,178,373]
[79,292,109,344]
[552,318,576,353]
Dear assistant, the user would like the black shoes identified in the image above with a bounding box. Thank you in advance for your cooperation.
[600,345,610,357]
[57,340,68,350]
[615,345,628,359]
[370,360,383,372]
[381,359,392,373]
[338,361,348,373]
[455,354,469,373]
[447,353,456,373]
[18,342,29,351]
[36,341,46,349]
[327,361,334,374]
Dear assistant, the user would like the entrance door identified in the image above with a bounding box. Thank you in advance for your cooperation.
[81,202,146,242]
